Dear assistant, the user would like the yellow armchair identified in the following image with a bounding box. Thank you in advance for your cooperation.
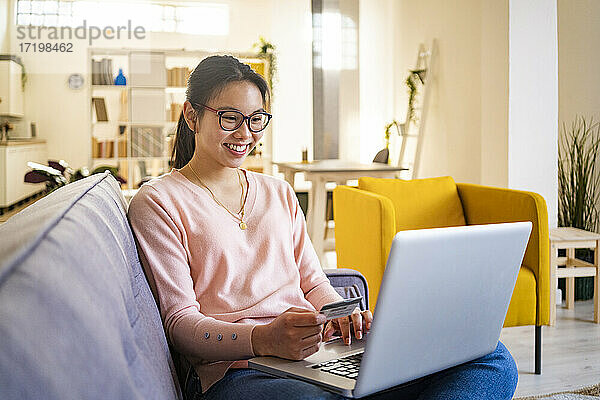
[333,176,549,374]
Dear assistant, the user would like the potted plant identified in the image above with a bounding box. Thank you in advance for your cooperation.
[252,36,277,95]
[405,69,426,124]
[372,120,402,164]
[557,115,600,300]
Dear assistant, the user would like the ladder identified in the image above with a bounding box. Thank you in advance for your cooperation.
[397,40,437,179]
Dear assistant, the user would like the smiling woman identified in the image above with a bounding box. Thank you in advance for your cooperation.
[127,54,355,396]
[127,54,517,400]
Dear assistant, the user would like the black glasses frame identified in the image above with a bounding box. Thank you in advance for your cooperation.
[195,103,272,133]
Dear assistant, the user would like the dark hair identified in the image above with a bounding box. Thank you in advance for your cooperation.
[171,55,271,168]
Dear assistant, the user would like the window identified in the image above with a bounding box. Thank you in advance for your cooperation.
[16,0,230,35]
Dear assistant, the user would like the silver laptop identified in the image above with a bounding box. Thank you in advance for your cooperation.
[249,222,532,398]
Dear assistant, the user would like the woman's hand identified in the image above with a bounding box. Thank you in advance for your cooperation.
[252,307,326,360]
[323,308,373,345]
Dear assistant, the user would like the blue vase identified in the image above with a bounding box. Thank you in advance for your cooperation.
[114,68,126,86]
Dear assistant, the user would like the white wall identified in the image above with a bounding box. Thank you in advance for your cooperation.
[394,0,484,183]
[508,0,558,227]
[558,0,600,126]
[480,0,509,187]
[358,0,396,164]
[0,0,9,53]
[338,0,360,162]
[269,0,313,163]
[5,0,312,169]
[392,0,557,224]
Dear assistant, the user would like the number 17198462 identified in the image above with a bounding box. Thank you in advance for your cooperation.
[19,42,73,53]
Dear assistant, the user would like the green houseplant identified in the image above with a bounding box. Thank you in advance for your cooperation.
[557,115,600,300]
[384,120,402,150]
[252,36,277,95]
[377,68,426,164]
[406,69,426,124]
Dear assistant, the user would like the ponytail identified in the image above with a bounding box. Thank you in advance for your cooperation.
[169,55,270,169]
[171,111,196,168]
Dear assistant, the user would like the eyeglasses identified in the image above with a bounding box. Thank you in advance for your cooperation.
[195,103,272,133]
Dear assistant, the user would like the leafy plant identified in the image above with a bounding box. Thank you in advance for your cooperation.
[384,120,402,149]
[405,69,426,123]
[557,116,600,232]
[252,36,277,95]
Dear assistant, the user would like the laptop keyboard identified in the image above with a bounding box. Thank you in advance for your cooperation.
[311,352,363,380]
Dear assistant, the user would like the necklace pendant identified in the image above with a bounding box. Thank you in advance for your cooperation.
[239,221,247,230]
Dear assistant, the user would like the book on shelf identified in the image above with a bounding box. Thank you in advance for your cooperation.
[118,137,127,157]
[92,58,114,85]
[119,90,128,121]
[92,138,115,158]
[170,103,183,121]
[92,97,109,122]
[167,67,192,87]
[92,137,99,158]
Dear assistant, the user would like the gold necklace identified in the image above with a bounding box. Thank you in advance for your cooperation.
[188,163,249,230]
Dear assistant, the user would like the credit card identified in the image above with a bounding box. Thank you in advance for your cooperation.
[319,297,363,321]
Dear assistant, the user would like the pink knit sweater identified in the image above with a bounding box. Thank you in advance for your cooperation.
[127,169,342,392]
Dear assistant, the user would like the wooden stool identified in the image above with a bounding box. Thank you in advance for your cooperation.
[549,227,600,325]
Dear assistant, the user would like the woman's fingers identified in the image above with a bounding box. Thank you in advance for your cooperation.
[362,309,373,331]
[333,309,373,345]
[323,321,336,340]
[302,331,323,348]
[301,325,324,340]
[290,310,327,327]
[301,343,321,359]
[337,315,351,345]
[351,310,363,340]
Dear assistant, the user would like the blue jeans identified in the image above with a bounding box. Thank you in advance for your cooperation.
[187,342,518,400]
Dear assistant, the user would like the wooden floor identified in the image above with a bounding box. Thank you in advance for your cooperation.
[500,299,600,397]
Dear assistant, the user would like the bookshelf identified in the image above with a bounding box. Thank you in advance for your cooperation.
[88,48,271,189]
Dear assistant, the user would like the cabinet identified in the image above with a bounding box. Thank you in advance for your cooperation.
[0,59,25,117]
[0,141,47,207]
[89,49,270,189]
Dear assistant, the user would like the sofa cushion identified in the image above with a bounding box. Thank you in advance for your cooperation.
[358,176,466,231]
[0,173,180,400]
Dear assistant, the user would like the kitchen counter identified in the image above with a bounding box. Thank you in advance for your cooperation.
[1,140,48,209]
[0,139,46,146]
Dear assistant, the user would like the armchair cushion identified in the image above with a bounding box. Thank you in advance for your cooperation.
[504,266,537,327]
[358,176,466,231]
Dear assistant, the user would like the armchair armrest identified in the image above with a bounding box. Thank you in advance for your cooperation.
[456,183,550,325]
[333,186,396,311]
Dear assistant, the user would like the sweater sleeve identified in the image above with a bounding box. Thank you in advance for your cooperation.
[127,185,256,362]
[288,185,343,311]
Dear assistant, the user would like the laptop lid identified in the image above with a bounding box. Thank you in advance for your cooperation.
[354,222,531,398]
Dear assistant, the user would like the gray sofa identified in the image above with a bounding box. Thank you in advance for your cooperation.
[0,172,368,400]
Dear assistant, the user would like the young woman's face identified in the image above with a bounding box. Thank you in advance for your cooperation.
[195,80,265,169]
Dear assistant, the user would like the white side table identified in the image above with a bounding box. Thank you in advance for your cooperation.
[549,227,599,325]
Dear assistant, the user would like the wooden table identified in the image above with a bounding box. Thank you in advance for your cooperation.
[274,160,407,267]
[549,227,600,325]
